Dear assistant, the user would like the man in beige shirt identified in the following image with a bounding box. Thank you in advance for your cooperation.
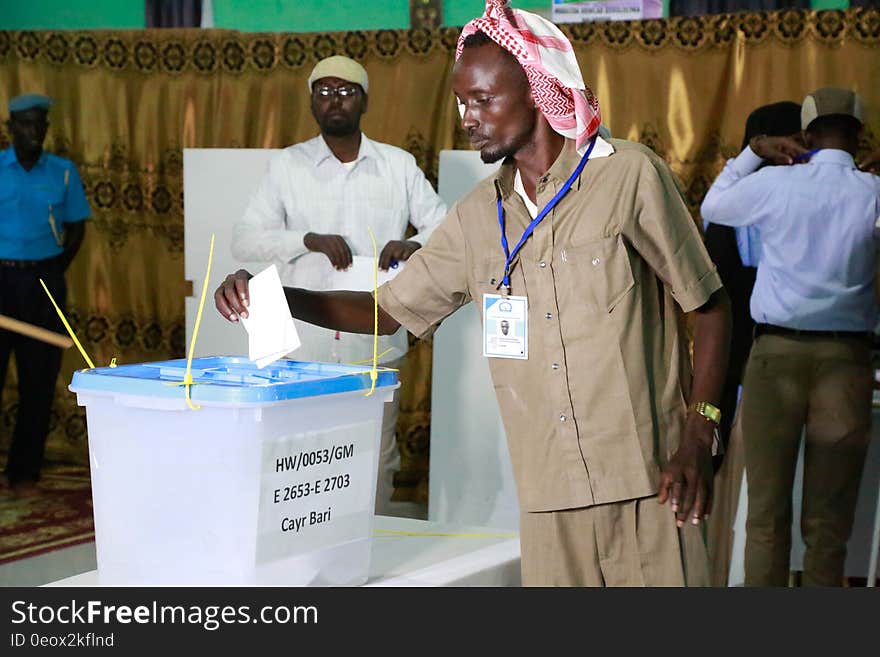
[216,1,731,586]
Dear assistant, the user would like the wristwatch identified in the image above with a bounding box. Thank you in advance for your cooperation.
[690,401,721,425]
[689,401,724,456]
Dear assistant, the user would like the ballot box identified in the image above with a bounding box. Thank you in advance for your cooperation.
[69,357,398,586]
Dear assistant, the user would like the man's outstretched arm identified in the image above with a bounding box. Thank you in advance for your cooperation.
[214,269,401,336]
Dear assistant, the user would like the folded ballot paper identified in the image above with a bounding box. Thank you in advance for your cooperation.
[240,265,301,368]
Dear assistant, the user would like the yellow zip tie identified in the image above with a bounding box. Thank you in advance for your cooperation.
[347,347,395,366]
[40,279,95,369]
[373,529,519,539]
[180,233,216,410]
[364,226,379,397]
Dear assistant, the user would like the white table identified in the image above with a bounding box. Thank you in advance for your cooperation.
[45,516,522,587]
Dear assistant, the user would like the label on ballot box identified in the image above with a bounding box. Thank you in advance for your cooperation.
[257,421,376,563]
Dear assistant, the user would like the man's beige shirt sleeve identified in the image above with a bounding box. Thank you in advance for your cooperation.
[376,204,471,338]
[625,155,722,312]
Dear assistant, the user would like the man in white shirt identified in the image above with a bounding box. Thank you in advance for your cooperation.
[232,56,447,515]
[701,87,880,586]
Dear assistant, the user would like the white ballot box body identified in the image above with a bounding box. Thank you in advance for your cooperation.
[69,357,398,586]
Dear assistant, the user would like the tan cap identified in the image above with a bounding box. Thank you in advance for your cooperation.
[801,87,863,130]
[307,56,368,94]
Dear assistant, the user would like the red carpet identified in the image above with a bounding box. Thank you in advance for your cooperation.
[0,467,94,565]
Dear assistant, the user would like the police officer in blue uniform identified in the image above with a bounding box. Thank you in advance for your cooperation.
[1,94,90,495]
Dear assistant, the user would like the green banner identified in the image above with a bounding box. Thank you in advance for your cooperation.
[810,0,850,8]
[0,0,142,30]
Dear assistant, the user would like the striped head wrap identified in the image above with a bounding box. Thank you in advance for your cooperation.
[456,0,601,151]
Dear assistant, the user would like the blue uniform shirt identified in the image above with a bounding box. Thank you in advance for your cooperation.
[702,146,880,332]
[0,147,90,260]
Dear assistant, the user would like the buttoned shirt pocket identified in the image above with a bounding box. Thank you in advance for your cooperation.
[474,256,506,289]
[22,184,64,241]
[471,255,530,301]
[28,182,64,208]
[564,234,635,313]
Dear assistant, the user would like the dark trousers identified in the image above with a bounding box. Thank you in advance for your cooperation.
[0,258,66,483]
[702,223,757,469]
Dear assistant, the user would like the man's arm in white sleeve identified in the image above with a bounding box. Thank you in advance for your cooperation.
[231,154,310,263]
[700,145,771,228]
[402,155,447,246]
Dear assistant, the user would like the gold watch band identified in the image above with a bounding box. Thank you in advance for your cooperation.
[690,401,722,425]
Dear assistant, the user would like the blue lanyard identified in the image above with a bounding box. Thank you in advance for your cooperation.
[793,148,821,163]
[497,136,596,289]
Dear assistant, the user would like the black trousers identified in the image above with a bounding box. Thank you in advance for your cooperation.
[703,223,757,470]
[0,258,66,483]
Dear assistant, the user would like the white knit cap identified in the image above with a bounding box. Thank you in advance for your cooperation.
[801,87,863,130]
[307,55,369,94]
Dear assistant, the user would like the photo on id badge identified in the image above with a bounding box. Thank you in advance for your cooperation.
[483,293,528,360]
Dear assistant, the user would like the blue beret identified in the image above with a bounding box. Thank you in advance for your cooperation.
[8,94,53,113]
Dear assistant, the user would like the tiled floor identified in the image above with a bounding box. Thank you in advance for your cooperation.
[0,541,97,587]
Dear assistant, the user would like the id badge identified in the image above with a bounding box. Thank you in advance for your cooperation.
[482,294,528,360]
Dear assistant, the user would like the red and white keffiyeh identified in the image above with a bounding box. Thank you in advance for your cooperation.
[456,0,601,151]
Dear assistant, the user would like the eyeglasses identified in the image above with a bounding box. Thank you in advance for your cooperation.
[313,85,361,99]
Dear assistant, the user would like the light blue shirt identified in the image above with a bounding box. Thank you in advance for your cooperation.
[701,146,880,331]
[0,147,90,260]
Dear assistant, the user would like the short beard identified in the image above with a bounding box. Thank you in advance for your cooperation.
[320,119,360,138]
[478,129,532,164]
[479,144,515,164]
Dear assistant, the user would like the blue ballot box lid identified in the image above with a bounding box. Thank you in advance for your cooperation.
[70,357,398,405]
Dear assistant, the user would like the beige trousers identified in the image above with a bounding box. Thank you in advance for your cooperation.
[740,334,873,587]
[519,496,710,586]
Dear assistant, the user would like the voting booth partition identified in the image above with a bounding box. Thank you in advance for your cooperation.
[429,151,522,531]
[69,357,397,586]
[183,149,271,361]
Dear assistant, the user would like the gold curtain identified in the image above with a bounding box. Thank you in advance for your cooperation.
[0,9,877,502]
